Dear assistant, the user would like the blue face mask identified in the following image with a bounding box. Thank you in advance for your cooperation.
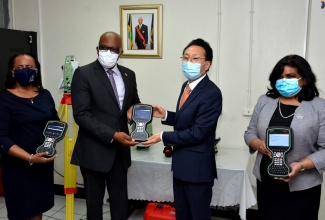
[182,62,202,80]
[275,77,302,97]
[14,68,37,87]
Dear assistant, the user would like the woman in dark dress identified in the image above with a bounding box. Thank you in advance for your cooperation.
[0,53,59,220]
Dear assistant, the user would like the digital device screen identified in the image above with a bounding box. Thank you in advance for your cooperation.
[134,109,151,120]
[269,134,290,147]
[46,123,65,136]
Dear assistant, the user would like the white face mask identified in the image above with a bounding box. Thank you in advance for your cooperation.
[98,50,119,69]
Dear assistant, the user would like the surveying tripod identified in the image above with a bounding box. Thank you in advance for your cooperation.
[57,55,78,220]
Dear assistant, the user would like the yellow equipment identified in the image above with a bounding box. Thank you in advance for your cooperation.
[58,55,78,220]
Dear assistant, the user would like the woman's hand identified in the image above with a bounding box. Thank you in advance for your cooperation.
[274,161,301,182]
[8,144,57,164]
[30,152,57,164]
[249,138,272,158]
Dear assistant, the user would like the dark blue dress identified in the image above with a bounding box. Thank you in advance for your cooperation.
[0,89,59,220]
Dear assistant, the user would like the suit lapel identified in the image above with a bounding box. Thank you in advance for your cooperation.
[176,82,187,110]
[176,76,210,120]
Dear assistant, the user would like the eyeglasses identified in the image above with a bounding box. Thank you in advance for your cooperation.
[98,45,121,54]
[180,56,205,63]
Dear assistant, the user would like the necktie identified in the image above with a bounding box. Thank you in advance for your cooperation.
[107,69,120,108]
[179,84,191,108]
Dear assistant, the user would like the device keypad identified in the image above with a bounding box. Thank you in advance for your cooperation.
[131,120,149,141]
[268,148,290,176]
[37,137,56,156]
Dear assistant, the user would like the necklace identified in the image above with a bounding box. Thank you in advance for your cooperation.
[15,87,37,104]
[28,97,34,104]
[278,100,295,118]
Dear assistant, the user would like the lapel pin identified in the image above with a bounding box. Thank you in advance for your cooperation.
[296,114,304,119]
[125,73,128,76]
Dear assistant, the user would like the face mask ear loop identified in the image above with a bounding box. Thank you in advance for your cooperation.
[297,77,303,87]
[201,61,208,74]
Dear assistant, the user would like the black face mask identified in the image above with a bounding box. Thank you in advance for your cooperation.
[14,68,37,87]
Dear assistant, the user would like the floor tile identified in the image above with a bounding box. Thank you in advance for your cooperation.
[0,207,6,218]
[61,198,87,215]
[49,211,84,220]
[51,195,66,211]
[0,195,232,220]
[43,209,57,218]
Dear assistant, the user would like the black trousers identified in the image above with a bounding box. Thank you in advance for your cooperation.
[173,177,214,220]
[257,180,321,220]
[80,153,128,220]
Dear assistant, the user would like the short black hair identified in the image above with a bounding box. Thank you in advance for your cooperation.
[183,38,213,63]
[266,54,319,101]
[5,53,44,92]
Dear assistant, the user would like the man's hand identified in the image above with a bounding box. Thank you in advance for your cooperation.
[113,132,139,146]
[127,106,134,121]
[142,133,161,146]
[151,105,166,119]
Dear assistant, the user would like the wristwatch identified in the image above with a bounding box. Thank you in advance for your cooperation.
[299,160,305,172]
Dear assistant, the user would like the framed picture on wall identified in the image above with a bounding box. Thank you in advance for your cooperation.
[120,4,162,58]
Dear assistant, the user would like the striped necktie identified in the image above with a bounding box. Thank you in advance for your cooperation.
[107,69,120,108]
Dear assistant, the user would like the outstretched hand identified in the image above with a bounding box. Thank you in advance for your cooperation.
[142,133,162,146]
[151,105,166,119]
[114,132,139,146]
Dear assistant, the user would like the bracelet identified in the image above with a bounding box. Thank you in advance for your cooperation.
[29,154,34,166]
[299,160,305,172]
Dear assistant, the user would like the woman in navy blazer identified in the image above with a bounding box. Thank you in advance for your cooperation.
[143,39,222,220]
[244,55,325,220]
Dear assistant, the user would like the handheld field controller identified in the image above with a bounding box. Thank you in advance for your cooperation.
[130,104,153,142]
[36,121,68,157]
[266,126,293,178]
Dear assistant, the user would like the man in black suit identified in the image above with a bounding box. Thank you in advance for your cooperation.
[135,17,148,49]
[71,31,140,220]
[143,39,222,220]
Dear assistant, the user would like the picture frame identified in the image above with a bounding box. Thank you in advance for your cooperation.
[120,4,163,58]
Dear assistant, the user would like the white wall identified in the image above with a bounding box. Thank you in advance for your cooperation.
[9,0,325,218]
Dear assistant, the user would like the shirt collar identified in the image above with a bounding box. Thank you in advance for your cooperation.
[105,65,120,75]
[188,74,206,90]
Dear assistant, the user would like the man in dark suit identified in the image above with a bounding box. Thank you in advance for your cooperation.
[143,39,222,220]
[70,31,140,220]
[135,17,148,49]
